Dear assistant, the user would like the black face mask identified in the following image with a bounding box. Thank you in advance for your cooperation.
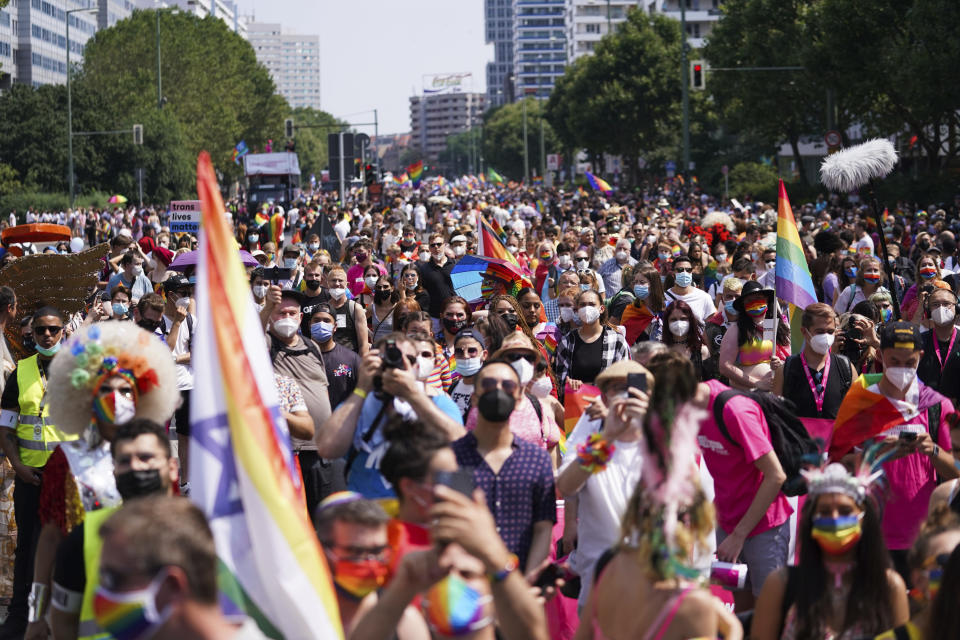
[501,313,519,331]
[477,389,516,422]
[374,290,392,303]
[304,279,322,291]
[443,318,466,334]
[115,469,165,500]
[138,319,161,332]
[22,336,34,351]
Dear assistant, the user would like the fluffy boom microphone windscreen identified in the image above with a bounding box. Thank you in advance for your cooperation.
[819,138,901,319]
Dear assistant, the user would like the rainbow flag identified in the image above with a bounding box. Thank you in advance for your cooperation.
[268,212,285,246]
[828,374,904,460]
[775,180,817,353]
[585,171,612,194]
[487,168,504,184]
[563,383,602,434]
[254,210,269,227]
[620,303,655,346]
[488,216,508,245]
[232,141,249,165]
[191,152,342,639]
[535,199,545,214]
[577,186,587,198]
[407,161,424,188]
[477,215,524,271]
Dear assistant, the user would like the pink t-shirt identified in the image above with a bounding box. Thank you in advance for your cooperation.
[347,262,388,296]
[879,397,954,549]
[697,380,793,536]
[465,396,562,450]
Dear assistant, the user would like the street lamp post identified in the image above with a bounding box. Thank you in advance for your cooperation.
[67,7,96,207]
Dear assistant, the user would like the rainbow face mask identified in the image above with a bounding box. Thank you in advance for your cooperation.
[330,557,389,601]
[924,553,950,600]
[423,574,492,637]
[863,273,882,284]
[93,571,171,640]
[93,390,136,427]
[811,514,863,555]
[744,300,768,318]
[920,267,937,280]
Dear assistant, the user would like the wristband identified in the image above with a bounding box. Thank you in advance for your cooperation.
[489,554,519,584]
[933,444,940,458]
[28,582,48,623]
[577,433,615,474]
[353,387,368,400]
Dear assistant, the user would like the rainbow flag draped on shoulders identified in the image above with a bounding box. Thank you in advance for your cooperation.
[775,179,817,353]
[191,152,343,639]
[585,171,612,194]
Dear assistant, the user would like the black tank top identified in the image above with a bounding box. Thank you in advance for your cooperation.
[331,299,359,351]
[783,353,849,419]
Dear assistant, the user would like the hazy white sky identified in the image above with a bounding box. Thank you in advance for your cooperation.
[245,0,491,135]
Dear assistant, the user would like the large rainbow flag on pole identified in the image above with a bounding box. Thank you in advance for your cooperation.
[407,160,424,188]
[477,214,525,271]
[191,152,343,639]
[774,179,817,352]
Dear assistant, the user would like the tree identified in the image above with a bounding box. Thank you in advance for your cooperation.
[481,98,559,182]
[0,163,20,195]
[0,83,69,192]
[439,129,482,176]
[76,9,288,183]
[728,162,779,201]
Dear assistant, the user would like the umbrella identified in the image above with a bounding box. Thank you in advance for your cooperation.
[169,249,259,272]
[428,195,452,205]
[451,255,533,303]
[108,195,128,204]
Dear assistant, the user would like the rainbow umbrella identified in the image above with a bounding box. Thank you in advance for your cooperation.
[451,255,533,303]
[108,194,128,204]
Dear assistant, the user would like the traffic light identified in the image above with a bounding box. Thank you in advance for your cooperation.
[364,163,375,187]
[132,124,143,145]
[284,118,294,138]
[690,60,705,91]
[354,158,361,179]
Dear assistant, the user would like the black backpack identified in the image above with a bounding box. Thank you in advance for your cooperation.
[712,389,819,496]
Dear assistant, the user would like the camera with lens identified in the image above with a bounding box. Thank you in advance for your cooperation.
[374,338,405,394]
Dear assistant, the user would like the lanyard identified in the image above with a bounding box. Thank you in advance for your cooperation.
[934,327,957,372]
[801,351,830,415]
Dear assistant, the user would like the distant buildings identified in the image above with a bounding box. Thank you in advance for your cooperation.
[484,0,513,108]
[410,90,485,163]
[246,22,321,110]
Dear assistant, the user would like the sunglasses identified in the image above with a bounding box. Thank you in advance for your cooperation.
[34,325,63,335]
[503,351,536,364]
[478,377,519,395]
[429,242,444,248]
[454,346,481,358]
[674,267,694,273]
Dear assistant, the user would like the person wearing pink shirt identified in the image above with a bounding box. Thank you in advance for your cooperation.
[692,378,791,612]
[346,239,388,297]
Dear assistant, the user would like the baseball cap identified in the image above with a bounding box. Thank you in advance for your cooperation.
[454,328,485,346]
[878,322,922,351]
[162,274,191,293]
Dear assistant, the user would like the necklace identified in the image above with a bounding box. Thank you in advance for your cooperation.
[824,561,854,611]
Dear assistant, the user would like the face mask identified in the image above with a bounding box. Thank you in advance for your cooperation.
[405,280,418,290]
[750,252,758,261]
[248,234,259,243]
[423,574,493,637]
[745,300,768,318]
[616,250,628,261]
[93,571,172,640]
[307,243,319,251]
[510,357,534,384]
[284,258,298,269]
[558,255,572,268]
[633,285,649,300]
[363,276,378,290]
[23,336,35,351]
[35,342,61,357]
[252,284,268,299]
[303,279,321,291]
[271,317,299,339]
[668,320,690,337]
[115,469,164,501]
[811,515,863,555]
[501,313,519,331]
[530,376,552,398]
[559,307,576,323]
[845,267,858,278]
[933,306,956,326]
[765,260,776,271]
[920,267,937,280]
[456,357,483,377]
[132,266,144,277]
[578,306,600,324]
[658,252,671,262]
[863,273,881,285]
[724,300,737,316]
[576,258,589,270]
[374,290,392,304]
[477,388,516,422]
[507,246,518,254]
[453,245,466,257]
[138,319,160,333]
[414,355,434,381]
[884,366,917,391]
[112,302,129,316]
[328,287,346,299]
[716,253,727,263]
[808,333,835,355]
[674,271,693,288]
[93,390,137,426]
[646,235,657,244]
[355,252,368,262]
[879,307,892,322]
[330,557,389,601]
[311,321,334,342]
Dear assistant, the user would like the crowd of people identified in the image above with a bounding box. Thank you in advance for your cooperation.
[0,181,959,639]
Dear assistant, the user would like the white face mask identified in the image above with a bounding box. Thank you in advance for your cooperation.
[271,317,299,339]
[716,253,727,263]
[364,275,379,289]
[530,376,552,398]
[932,306,956,326]
[511,357,535,384]
[328,287,346,299]
[808,333,835,355]
[307,243,319,251]
[576,258,590,270]
[132,265,144,276]
[417,356,434,381]
[765,260,776,271]
[252,284,268,299]
[559,307,576,323]
[578,306,601,325]
[615,250,628,261]
[453,245,466,257]
[507,245,519,254]
[558,255,572,268]
[884,366,916,391]
[668,320,690,337]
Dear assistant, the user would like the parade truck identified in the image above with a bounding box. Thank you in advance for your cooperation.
[244,152,301,209]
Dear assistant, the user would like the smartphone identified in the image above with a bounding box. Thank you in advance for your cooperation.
[261,266,293,283]
[899,432,918,443]
[433,469,474,498]
[626,372,648,393]
[533,563,564,590]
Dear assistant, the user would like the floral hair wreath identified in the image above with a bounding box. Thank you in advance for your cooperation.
[66,324,160,397]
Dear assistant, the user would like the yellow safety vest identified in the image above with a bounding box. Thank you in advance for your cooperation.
[78,505,118,640]
[15,354,76,467]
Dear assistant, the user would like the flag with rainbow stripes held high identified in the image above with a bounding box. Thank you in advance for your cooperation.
[407,160,424,188]
[585,171,613,194]
[775,179,818,353]
[191,152,343,639]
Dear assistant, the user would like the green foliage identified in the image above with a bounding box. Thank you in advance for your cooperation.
[439,129,483,176]
[0,163,21,195]
[481,98,559,181]
[0,84,69,192]
[0,190,111,217]
[728,162,779,201]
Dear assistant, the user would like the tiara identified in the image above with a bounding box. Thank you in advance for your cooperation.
[802,445,890,504]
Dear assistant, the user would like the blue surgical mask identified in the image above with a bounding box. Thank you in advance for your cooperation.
[112,302,129,316]
[580,284,591,291]
[633,285,649,300]
[658,252,671,261]
[675,271,693,288]
[724,300,737,316]
[35,342,61,357]
[310,321,334,342]
[456,357,483,377]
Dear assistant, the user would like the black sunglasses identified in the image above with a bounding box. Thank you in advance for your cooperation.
[503,351,536,364]
[34,325,63,335]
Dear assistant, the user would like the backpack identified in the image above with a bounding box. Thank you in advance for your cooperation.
[712,389,819,496]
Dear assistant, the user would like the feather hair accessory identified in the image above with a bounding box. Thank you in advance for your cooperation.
[801,443,892,504]
[819,138,898,193]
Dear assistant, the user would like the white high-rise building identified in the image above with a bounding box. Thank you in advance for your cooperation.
[0,0,18,88]
[566,0,640,61]
[14,0,99,87]
[485,0,513,108]
[647,0,723,49]
[512,0,566,99]
[246,22,321,110]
